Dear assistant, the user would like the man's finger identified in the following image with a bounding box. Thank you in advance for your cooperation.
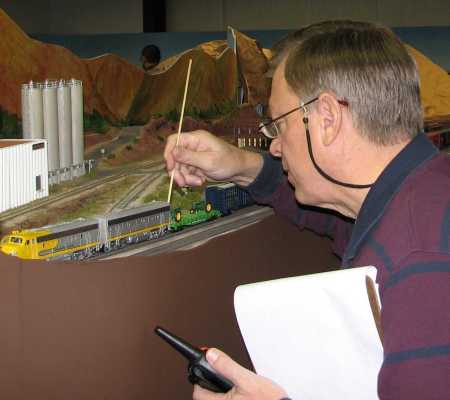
[164,134,179,170]
[184,174,204,186]
[172,168,187,187]
[172,147,213,172]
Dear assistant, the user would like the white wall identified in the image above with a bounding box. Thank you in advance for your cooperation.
[0,0,143,34]
[0,140,49,213]
[166,0,450,31]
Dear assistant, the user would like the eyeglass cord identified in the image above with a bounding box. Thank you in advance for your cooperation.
[303,116,374,189]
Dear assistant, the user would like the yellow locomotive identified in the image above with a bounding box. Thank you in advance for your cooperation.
[0,201,170,261]
[1,228,76,260]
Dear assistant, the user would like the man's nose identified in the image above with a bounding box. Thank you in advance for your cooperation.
[269,137,282,157]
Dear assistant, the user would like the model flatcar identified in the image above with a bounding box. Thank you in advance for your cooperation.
[170,200,221,232]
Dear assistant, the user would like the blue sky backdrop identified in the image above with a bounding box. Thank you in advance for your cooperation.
[34,26,450,71]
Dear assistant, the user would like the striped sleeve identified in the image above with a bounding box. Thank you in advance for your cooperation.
[245,152,353,258]
[378,250,450,399]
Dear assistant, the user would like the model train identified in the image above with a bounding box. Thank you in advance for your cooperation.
[0,183,253,261]
[0,201,171,261]
[205,182,254,215]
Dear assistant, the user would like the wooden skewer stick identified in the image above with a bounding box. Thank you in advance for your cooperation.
[167,58,193,204]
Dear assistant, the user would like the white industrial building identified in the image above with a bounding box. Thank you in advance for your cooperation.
[0,139,49,213]
[21,78,85,184]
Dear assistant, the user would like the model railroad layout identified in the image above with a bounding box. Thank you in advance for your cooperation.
[0,159,164,223]
[0,183,254,261]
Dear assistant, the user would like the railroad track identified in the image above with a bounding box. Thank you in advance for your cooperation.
[98,205,274,260]
[0,173,129,222]
[0,160,165,223]
[108,172,164,212]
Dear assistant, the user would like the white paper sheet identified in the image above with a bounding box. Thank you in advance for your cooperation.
[234,266,383,400]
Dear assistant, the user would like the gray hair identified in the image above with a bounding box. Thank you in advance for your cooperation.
[268,21,361,77]
[275,21,423,145]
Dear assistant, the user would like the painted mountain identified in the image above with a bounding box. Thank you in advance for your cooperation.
[0,8,239,136]
[406,45,450,125]
[128,41,237,124]
[231,28,271,105]
[1,6,449,139]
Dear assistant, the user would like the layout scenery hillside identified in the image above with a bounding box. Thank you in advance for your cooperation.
[1,6,449,140]
[0,9,239,135]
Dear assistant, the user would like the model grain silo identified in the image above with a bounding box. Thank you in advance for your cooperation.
[21,81,44,139]
[42,80,60,173]
[21,83,30,139]
[57,79,72,172]
[69,79,84,176]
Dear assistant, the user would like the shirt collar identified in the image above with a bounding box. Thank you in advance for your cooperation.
[342,133,439,266]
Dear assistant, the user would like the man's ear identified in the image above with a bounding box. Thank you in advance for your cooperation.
[316,93,342,147]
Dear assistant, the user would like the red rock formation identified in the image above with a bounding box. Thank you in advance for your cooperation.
[86,54,145,122]
[0,8,238,129]
[127,47,237,124]
[1,6,449,138]
[232,29,271,106]
[0,9,138,124]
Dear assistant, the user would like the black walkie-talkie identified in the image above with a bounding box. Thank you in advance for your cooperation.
[154,326,234,393]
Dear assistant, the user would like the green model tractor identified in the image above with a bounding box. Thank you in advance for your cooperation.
[170,201,221,231]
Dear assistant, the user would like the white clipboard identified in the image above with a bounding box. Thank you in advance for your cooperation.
[234,266,383,400]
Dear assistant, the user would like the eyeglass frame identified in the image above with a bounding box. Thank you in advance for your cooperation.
[258,97,349,139]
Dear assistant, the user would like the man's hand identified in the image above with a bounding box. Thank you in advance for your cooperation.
[164,130,263,187]
[193,348,288,400]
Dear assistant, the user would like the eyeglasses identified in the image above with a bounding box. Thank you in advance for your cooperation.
[258,97,349,139]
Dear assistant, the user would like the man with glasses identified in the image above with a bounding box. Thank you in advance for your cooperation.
[164,20,450,400]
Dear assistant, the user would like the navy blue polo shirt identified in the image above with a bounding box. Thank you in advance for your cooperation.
[246,133,450,399]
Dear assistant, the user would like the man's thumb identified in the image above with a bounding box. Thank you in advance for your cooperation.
[206,348,250,387]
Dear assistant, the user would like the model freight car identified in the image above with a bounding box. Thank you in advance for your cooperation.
[0,201,170,260]
[205,183,254,215]
[100,202,171,252]
[169,201,221,232]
